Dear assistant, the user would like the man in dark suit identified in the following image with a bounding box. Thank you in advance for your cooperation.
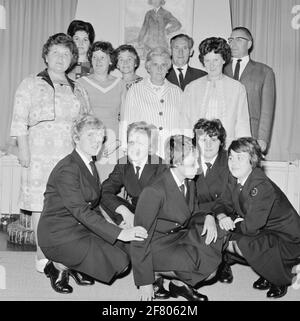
[37,115,147,294]
[166,34,207,91]
[224,27,276,153]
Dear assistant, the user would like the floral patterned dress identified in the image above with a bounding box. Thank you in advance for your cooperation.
[10,70,90,212]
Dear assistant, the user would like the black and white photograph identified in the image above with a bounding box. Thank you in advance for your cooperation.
[0,0,299,307]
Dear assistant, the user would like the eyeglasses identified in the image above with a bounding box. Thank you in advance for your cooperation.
[228,37,250,44]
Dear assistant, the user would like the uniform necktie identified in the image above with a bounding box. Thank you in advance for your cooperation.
[237,183,243,192]
[135,166,141,180]
[233,59,242,80]
[205,162,212,176]
[179,183,185,196]
[89,161,99,184]
[177,68,184,90]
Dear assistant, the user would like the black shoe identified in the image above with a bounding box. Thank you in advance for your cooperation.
[169,282,208,301]
[253,276,271,290]
[44,261,73,294]
[218,262,233,283]
[69,269,95,286]
[266,285,288,298]
[153,277,170,299]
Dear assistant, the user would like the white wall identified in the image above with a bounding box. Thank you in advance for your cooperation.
[75,0,232,73]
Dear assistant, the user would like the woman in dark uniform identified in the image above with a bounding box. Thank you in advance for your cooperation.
[37,114,147,294]
[193,118,229,212]
[213,137,300,298]
[101,121,167,227]
[131,135,226,301]
[193,119,233,282]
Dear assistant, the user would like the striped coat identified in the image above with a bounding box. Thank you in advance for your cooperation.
[121,78,189,157]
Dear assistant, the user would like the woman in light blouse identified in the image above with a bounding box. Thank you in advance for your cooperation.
[184,37,251,147]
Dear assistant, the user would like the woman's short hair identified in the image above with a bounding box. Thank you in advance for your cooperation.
[88,41,116,73]
[71,114,105,144]
[114,44,140,71]
[148,0,166,5]
[145,46,171,72]
[67,20,95,44]
[198,37,231,65]
[193,118,227,150]
[42,33,78,70]
[228,137,263,168]
[164,135,195,167]
[127,121,158,155]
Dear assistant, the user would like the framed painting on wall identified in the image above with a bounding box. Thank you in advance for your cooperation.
[120,0,195,60]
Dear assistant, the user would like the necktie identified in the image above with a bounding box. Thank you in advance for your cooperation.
[135,166,141,180]
[233,59,242,80]
[205,162,212,176]
[177,68,184,90]
[179,183,185,196]
[89,161,99,184]
[237,183,243,192]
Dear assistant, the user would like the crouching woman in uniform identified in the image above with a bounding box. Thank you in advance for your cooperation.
[131,135,226,301]
[212,137,300,299]
[101,121,167,228]
[37,114,148,294]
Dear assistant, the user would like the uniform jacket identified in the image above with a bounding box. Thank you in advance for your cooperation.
[166,65,207,91]
[37,150,121,248]
[131,170,197,286]
[101,155,167,224]
[213,167,300,240]
[194,150,230,212]
[224,60,276,143]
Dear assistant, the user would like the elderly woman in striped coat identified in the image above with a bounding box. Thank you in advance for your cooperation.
[121,47,188,158]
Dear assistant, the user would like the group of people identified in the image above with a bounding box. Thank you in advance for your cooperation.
[9,18,300,301]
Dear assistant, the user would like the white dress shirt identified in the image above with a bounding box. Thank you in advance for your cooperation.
[173,64,188,83]
[201,154,218,176]
[170,169,186,196]
[76,147,93,175]
[131,157,148,179]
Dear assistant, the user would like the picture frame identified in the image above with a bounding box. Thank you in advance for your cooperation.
[119,0,195,60]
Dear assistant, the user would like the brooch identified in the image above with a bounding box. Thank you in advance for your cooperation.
[250,187,258,197]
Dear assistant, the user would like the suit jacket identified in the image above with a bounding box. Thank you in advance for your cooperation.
[224,59,276,144]
[131,170,203,286]
[166,65,207,91]
[101,155,167,224]
[37,150,121,248]
[194,150,230,212]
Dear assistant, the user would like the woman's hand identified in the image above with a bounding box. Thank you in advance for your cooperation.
[218,214,235,231]
[117,226,148,242]
[201,214,218,245]
[116,205,135,229]
[139,284,154,301]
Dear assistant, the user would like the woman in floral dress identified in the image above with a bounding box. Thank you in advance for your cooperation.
[10,33,90,273]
